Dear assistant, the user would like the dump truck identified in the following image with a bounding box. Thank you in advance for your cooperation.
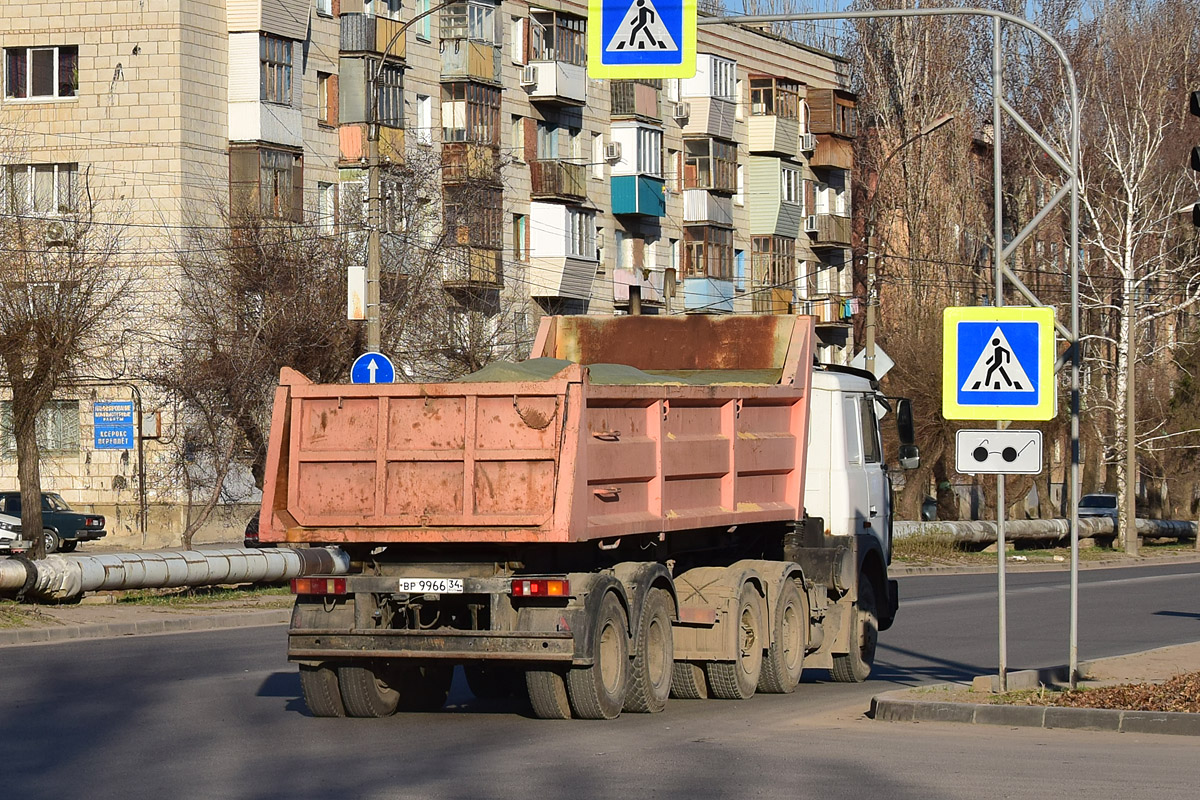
[259,314,919,719]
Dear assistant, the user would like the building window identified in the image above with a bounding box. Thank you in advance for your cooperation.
[260,36,293,105]
[372,62,403,127]
[592,133,604,179]
[684,138,736,192]
[684,226,733,279]
[567,208,596,259]
[316,0,333,16]
[317,182,337,233]
[444,186,503,249]
[637,127,662,175]
[734,164,744,206]
[367,0,402,20]
[781,166,801,206]
[3,163,78,214]
[317,72,337,126]
[511,115,524,160]
[4,46,77,99]
[1,400,79,456]
[442,82,501,145]
[751,236,796,292]
[230,146,303,221]
[530,11,586,66]
[750,77,799,119]
[709,56,736,101]
[417,0,433,41]
[415,94,433,145]
[512,213,527,261]
[836,102,856,137]
[615,229,630,270]
[442,1,498,44]
[510,15,525,63]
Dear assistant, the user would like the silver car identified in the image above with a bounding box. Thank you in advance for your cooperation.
[1078,493,1119,519]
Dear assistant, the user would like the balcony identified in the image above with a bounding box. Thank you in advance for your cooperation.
[748,115,800,158]
[680,97,736,139]
[340,13,406,59]
[441,40,501,85]
[751,289,794,315]
[530,160,587,202]
[798,294,852,324]
[611,175,666,217]
[613,268,664,305]
[610,81,661,120]
[529,256,596,300]
[683,189,733,226]
[441,142,501,185]
[523,61,587,106]
[338,123,404,164]
[808,213,852,247]
[681,278,734,313]
[809,134,853,170]
[443,248,503,293]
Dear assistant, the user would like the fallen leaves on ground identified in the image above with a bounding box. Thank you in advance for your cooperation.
[1018,672,1200,713]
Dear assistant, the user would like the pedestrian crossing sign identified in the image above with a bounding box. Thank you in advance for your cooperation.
[942,306,1056,421]
[588,0,696,79]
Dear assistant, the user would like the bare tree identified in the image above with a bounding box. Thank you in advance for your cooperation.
[0,165,136,558]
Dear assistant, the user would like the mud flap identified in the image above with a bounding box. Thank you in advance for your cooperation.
[879,579,899,632]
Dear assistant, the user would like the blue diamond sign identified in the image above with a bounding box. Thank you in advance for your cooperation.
[588,0,696,79]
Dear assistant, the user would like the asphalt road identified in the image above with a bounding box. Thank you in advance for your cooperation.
[2,562,1198,800]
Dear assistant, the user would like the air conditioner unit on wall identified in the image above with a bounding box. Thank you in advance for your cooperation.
[804,215,819,233]
[800,133,817,152]
[604,141,622,162]
[44,219,70,245]
[672,102,690,121]
[520,65,538,87]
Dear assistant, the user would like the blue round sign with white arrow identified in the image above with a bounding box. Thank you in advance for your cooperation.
[350,352,396,384]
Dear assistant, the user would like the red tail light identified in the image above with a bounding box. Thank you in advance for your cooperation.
[511,579,569,598]
[291,577,347,595]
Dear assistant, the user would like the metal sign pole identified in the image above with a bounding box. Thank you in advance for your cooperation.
[991,14,1009,693]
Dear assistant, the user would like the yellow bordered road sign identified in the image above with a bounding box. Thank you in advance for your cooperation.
[942,306,1056,421]
[588,0,696,79]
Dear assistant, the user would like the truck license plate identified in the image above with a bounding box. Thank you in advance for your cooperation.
[397,578,464,594]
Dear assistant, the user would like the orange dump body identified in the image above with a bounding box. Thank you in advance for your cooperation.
[259,315,815,546]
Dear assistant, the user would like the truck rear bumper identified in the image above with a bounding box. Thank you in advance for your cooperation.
[288,628,575,663]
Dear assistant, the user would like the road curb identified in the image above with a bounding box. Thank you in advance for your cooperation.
[889,552,1200,577]
[870,687,1200,737]
[0,608,290,647]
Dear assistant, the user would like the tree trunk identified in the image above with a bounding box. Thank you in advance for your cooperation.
[13,409,45,560]
[933,454,959,521]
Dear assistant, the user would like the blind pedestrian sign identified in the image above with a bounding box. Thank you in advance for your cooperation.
[588,0,696,79]
[942,306,1055,421]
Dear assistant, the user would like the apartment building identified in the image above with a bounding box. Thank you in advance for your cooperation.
[0,0,855,540]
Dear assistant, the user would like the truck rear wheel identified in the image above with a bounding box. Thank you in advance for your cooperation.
[706,584,764,700]
[338,662,400,717]
[831,576,878,683]
[566,591,630,719]
[465,664,520,700]
[526,669,572,719]
[670,662,708,699]
[624,588,673,713]
[395,664,454,712]
[299,662,346,717]
[759,579,807,694]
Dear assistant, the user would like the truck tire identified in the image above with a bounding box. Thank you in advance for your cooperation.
[43,529,60,554]
[395,664,454,712]
[566,591,630,719]
[670,662,708,699]
[831,576,878,683]
[338,662,400,717]
[705,584,764,700]
[759,579,807,694]
[526,669,572,719]
[299,662,346,717]
[623,587,673,713]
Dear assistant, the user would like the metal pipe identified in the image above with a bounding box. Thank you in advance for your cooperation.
[0,547,350,602]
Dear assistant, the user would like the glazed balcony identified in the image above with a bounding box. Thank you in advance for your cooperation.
[530,160,587,202]
[610,80,661,120]
[441,40,501,85]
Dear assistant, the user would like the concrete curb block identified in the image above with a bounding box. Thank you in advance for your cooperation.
[0,609,291,647]
[870,687,1200,737]
[889,552,1200,578]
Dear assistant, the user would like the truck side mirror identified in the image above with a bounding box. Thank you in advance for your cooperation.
[896,398,915,445]
[898,444,920,470]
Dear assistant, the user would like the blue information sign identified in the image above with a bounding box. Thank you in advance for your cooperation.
[94,400,135,450]
[351,352,396,384]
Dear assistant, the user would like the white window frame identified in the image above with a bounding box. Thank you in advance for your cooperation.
[317,181,336,233]
[567,208,596,259]
[637,126,662,176]
[416,0,433,41]
[591,133,604,179]
[734,163,744,206]
[710,56,736,101]
[3,162,78,215]
[511,15,525,63]
[781,166,801,206]
[316,0,333,16]
[260,35,293,106]
[416,94,432,145]
[4,45,78,100]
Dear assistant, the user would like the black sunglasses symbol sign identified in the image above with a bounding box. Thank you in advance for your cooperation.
[972,438,1035,464]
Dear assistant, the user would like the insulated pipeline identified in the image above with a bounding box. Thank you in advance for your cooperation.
[0,547,350,601]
